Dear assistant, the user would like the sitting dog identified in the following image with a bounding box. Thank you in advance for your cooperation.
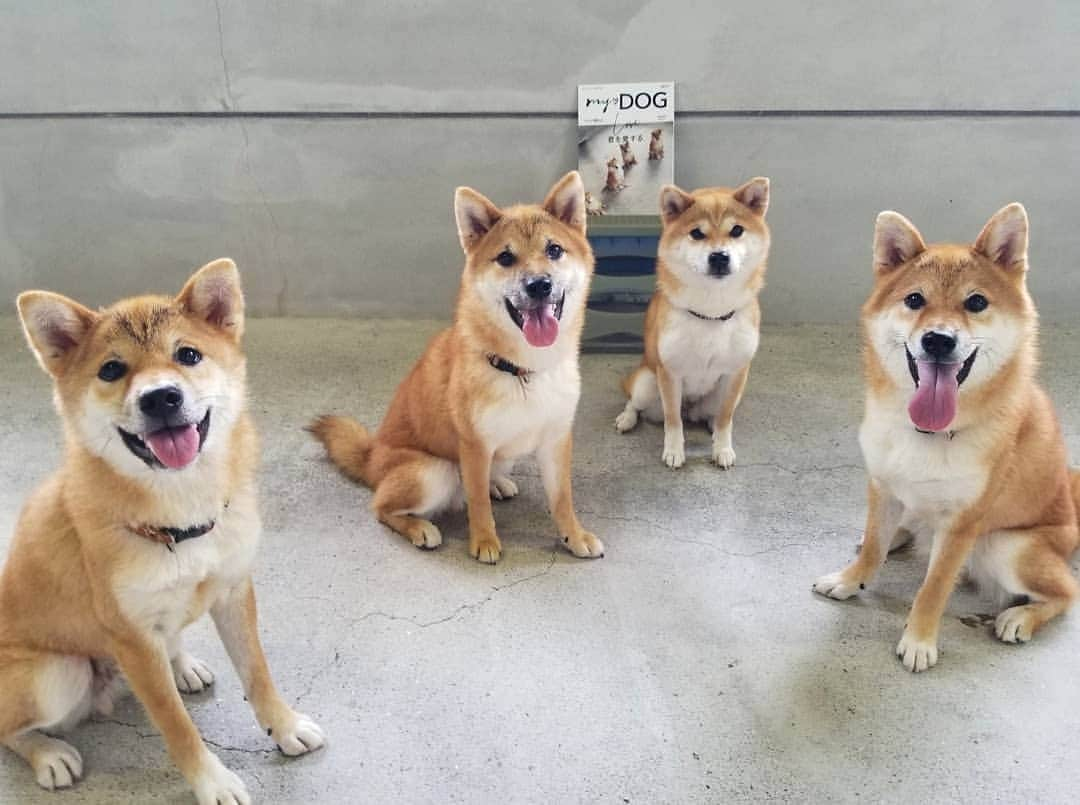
[310,172,603,564]
[620,140,638,169]
[615,179,771,469]
[813,204,1080,672]
[0,260,324,803]
[648,128,664,160]
[604,157,625,192]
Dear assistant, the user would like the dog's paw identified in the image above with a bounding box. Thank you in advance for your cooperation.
[269,711,326,756]
[564,530,604,559]
[995,605,1036,644]
[490,475,519,501]
[409,519,443,550]
[191,754,250,805]
[896,629,938,673]
[661,438,685,469]
[614,408,638,433]
[30,737,82,790]
[812,571,862,600]
[172,652,214,694]
[712,445,737,469]
[470,535,502,564]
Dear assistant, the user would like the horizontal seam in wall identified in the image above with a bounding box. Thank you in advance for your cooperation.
[0,109,1079,120]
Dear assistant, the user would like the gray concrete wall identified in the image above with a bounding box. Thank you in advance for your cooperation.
[1,1,1078,321]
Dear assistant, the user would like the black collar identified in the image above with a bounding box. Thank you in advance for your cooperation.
[686,308,735,322]
[914,427,957,440]
[127,500,228,551]
[486,352,532,380]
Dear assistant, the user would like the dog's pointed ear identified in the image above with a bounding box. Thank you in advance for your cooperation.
[873,211,927,273]
[659,184,695,223]
[17,291,99,378]
[543,171,586,235]
[974,203,1029,271]
[454,187,502,253]
[733,177,770,217]
[177,258,245,340]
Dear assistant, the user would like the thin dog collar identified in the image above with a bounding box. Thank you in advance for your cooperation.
[486,353,532,380]
[914,427,957,440]
[686,308,736,322]
[127,501,228,551]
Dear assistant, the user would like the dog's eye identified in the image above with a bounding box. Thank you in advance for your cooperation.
[904,292,926,310]
[495,250,515,268]
[98,360,127,382]
[689,228,706,241]
[730,225,744,238]
[546,243,564,261]
[964,294,988,313]
[176,346,202,366]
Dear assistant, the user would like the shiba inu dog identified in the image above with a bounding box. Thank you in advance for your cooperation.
[619,140,638,169]
[648,128,664,160]
[615,179,770,469]
[813,204,1080,672]
[604,157,625,192]
[1,260,324,803]
[309,172,603,564]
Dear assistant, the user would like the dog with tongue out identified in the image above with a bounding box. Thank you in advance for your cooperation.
[310,172,603,565]
[813,203,1080,674]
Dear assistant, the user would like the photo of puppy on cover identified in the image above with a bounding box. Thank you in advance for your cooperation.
[577,82,674,216]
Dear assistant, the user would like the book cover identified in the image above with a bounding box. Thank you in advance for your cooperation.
[577,81,674,218]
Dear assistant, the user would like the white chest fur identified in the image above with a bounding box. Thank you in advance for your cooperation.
[475,358,581,459]
[860,401,989,519]
[658,311,759,400]
[111,489,260,635]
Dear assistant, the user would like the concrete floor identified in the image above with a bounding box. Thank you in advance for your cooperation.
[1,316,1079,804]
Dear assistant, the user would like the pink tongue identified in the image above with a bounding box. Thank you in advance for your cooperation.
[908,360,960,432]
[144,424,200,470]
[521,304,559,347]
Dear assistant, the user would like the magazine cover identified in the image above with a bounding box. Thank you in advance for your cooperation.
[577,81,674,217]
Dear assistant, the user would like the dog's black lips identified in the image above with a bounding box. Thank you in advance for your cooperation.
[503,294,566,330]
[119,409,211,469]
[904,346,978,388]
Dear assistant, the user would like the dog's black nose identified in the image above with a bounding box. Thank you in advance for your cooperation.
[708,251,731,275]
[921,331,957,359]
[139,386,184,417]
[525,275,553,300]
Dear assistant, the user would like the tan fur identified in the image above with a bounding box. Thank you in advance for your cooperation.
[615,179,770,470]
[619,140,638,169]
[648,128,664,160]
[1,260,323,802]
[310,172,602,564]
[814,204,1080,672]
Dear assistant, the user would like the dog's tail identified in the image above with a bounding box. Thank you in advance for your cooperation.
[307,415,376,488]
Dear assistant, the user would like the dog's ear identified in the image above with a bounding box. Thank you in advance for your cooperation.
[873,211,927,273]
[543,171,586,235]
[659,185,694,223]
[974,203,1028,271]
[733,177,770,217]
[454,187,502,253]
[177,258,245,340]
[17,291,99,378]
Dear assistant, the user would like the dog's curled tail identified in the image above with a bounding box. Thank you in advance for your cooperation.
[307,415,375,488]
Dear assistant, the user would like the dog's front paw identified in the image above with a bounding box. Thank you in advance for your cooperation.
[896,628,938,673]
[269,711,326,756]
[995,605,1036,644]
[712,445,737,469]
[172,652,214,694]
[490,475,519,500]
[191,754,249,805]
[29,736,82,790]
[614,407,638,433]
[470,534,502,564]
[564,530,604,559]
[409,519,443,550]
[661,438,685,469]
[812,571,862,600]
